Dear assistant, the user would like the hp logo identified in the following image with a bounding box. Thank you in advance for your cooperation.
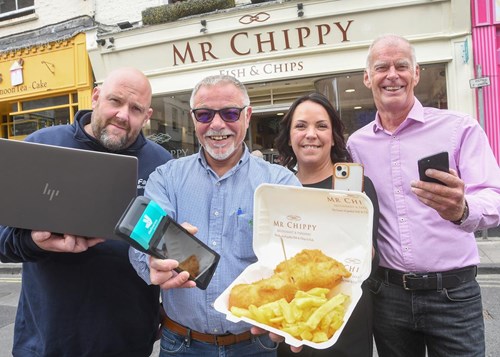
[43,183,60,201]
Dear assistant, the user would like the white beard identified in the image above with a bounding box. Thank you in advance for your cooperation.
[203,141,238,161]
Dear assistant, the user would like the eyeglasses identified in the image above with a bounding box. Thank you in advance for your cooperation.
[191,106,247,123]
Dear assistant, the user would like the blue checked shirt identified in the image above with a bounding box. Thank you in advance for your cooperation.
[129,147,300,334]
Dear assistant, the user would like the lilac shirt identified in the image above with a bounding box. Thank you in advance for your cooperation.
[347,98,500,272]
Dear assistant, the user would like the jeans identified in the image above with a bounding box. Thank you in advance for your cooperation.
[368,275,485,357]
[159,327,278,357]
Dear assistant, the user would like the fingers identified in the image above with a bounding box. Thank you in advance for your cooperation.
[85,238,106,247]
[149,257,196,289]
[31,231,101,253]
[31,231,52,243]
[159,271,196,290]
[250,326,268,336]
[411,169,465,221]
[268,332,286,344]
[180,222,198,235]
[290,345,304,353]
[250,327,303,353]
[250,327,284,343]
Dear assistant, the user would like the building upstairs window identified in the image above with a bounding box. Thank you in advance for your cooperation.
[0,0,35,21]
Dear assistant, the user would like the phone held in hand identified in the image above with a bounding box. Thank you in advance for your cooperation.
[417,152,449,185]
[332,163,364,192]
[115,196,220,290]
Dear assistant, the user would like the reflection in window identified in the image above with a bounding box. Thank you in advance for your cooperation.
[148,96,197,158]
[11,108,71,136]
[7,93,78,139]
[320,63,447,136]
[21,95,69,110]
[145,63,447,160]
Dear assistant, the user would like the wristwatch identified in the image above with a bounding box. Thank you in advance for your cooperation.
[452,200,469,225]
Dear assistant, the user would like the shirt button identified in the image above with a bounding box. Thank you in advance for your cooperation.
[214,211,219,216]
[212,241,217,246]
[216,182,221,186]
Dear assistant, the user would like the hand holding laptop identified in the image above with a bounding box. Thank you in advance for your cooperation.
[31,231,104,253]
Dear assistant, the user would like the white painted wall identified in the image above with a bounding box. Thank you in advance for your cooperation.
[93,0,162,26]
[1,0,253,41]
[0,0,92,38]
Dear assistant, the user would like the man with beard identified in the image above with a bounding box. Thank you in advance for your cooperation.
[129,74,300,356]
[0,67,172,357]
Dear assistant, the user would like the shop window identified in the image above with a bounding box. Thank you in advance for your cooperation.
[6,93,78,140]
[146,63,447,162]
[0,0,35,21]
[315,63,447,136]
[148,95,198,159]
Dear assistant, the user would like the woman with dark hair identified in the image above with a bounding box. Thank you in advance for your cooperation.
[275,92,379,357]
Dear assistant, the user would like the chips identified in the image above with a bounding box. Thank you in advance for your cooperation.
[230,288,349,343]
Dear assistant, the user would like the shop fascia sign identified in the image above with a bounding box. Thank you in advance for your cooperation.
[1,59,50,97]
[0,55,63,99]
[170,18,354,67]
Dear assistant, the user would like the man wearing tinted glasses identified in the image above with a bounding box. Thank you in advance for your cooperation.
[130,75,301,356]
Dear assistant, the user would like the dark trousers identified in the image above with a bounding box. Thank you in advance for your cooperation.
[368,275,485,357]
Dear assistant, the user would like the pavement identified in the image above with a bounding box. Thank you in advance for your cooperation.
[1,234,500,275]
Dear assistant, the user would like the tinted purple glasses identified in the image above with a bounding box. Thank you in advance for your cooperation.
[191,106,247,123]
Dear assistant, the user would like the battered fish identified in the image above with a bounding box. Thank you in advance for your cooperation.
[275,249,351,292]
[229,273,297,308]
[229,249,351,309]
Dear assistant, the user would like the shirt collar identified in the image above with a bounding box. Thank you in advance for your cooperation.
[371,97,425,133]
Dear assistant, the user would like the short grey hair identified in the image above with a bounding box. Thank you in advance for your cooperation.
[365,34,417,73]
[189,74,250,108]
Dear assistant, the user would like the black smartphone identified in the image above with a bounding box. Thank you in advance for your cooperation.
[417,152,449,185]
[114,196,220,290]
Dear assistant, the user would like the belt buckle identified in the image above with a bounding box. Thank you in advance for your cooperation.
[402,273,416,290]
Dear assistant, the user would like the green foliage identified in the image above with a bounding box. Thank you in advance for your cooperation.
[142,0,236,25]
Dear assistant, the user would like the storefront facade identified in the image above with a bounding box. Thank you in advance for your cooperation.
[471,0,500,164]
[0,33,93,140]
[87,0,475,160]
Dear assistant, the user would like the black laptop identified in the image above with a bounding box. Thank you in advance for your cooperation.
[0,138,137,240]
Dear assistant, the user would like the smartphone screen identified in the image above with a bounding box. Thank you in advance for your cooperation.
[417,152,449,185]
[151,217,220,290]
[115,196,220,290]
[333,163,364,192]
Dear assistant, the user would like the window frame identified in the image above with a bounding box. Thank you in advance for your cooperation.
[0,0,35,21]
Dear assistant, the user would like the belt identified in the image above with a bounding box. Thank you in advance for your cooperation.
[162,316,252,346]
[377,266,477,291]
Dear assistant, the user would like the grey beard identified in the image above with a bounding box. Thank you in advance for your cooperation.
[98,129,128,152]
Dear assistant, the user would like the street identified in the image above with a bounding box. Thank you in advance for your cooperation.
[479,274,500,357]
[0,273,499,356]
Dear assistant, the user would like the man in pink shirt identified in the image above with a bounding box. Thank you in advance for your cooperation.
[347,34,500,357]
